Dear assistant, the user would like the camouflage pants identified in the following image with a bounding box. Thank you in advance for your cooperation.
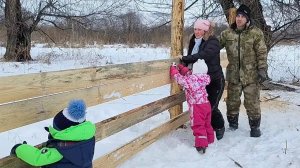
[226,82,261,119]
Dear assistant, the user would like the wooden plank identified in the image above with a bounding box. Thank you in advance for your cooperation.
[228,7,237,25]
[169,0,184,119]
[93,112,189,168]
[0,93,186,168]
[0,71,170,132]
[0,156,33,168]
[0,59,177,104]
[95,92,185,141]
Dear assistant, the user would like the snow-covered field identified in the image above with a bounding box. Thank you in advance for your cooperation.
[268,45,300,83]
[0,44,299,168]
[0,44,170,77]
[0,44,299,83]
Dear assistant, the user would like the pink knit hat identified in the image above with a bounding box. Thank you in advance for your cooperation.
[194,19,210,31]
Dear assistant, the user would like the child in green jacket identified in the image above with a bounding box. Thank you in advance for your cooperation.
[10,99,96,168]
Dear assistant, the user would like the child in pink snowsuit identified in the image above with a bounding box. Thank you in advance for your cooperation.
[170,60,214,153]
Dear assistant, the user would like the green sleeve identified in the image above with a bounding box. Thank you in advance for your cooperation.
[254,29,268,70]
[15,144,63,167]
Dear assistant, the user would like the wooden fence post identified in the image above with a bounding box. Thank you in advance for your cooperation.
[228,7,237,25]
[169,0,184,119]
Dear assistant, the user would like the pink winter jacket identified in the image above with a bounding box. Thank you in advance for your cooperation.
[173,73,210,105]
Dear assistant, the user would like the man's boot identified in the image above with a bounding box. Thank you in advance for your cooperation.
[227,114,239,130]
[250,128,261,137]
[249,117,261,137]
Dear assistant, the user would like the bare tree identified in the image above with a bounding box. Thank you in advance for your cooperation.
[3,0,127,61]
[132,0,223,32]
[265,0,300,48]
[119,11,142,44]
[5,0,28,61]
[132,0,172,27]
[135,0,299,50]
[219,0,300,51]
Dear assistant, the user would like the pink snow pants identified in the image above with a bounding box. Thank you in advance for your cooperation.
[190,102,214,148]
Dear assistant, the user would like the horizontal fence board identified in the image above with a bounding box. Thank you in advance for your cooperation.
[0,58,178,104]
[0,94,186,168]
[95,92,185,141]
[0,58,184,167]
[93,112,189,168]
[0,71,170,132]
[0,155,33,168]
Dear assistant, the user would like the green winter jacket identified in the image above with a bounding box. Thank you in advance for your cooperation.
[220,23,268,85]
[14,121,96,167]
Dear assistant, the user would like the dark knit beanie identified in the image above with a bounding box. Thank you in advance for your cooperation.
[237,4,251,22]
[53,99,87,130]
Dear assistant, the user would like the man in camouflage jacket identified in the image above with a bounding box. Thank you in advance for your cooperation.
[220,4,268,137]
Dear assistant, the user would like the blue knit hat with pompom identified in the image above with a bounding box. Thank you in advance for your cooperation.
[67,99,86,121]
[53,99,87,130]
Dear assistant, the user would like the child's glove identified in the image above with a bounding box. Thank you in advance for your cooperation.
[177,64,191,76]
[180,66,191,76]
[170,65,179,78]
[10,141,27,156]
[177,64,185,70]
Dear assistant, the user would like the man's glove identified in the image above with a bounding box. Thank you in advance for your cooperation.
[10,141,27,156]
[258,69,268,84]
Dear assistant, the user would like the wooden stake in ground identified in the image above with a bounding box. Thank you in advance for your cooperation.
[169,0,184,119]
[228,7,237,25]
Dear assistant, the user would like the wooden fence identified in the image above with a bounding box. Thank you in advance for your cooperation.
[0,58,189,168]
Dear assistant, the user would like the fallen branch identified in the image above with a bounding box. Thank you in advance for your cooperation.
[262,81,296,92]
[284,140,288,154]
[262,95,280,102]
[227,156,243,168]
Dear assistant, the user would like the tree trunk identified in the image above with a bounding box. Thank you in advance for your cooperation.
[17,23,32,61]
[4,0,32,62]
[219,0,273,51]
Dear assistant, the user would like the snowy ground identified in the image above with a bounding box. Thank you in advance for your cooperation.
[121,88,300,168]
[0,44,299,168]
